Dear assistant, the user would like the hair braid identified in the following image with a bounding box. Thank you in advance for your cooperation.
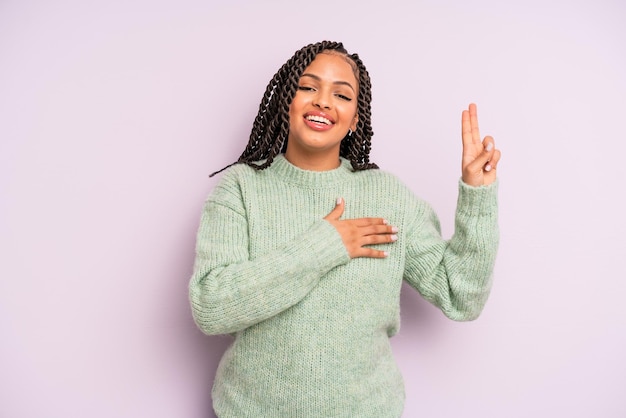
[210,41,377,177]
[339,52,377,171]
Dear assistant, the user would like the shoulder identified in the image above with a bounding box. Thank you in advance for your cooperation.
[213,160,270,186]
[206,162,262,209]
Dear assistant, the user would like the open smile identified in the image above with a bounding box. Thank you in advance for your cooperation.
[303,112,335,131]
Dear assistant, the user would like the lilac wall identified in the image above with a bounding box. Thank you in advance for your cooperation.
[1,1,624,416]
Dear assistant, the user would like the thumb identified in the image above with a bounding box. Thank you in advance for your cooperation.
[324,197,345,221]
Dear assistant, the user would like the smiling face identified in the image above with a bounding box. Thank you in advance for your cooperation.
[284,51,359,170]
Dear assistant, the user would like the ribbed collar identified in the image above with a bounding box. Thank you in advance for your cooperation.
[268,154,354,187]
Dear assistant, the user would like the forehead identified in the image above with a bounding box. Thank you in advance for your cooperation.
[301,53,358,87]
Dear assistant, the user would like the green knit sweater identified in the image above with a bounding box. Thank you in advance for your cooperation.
[189,154,499,418]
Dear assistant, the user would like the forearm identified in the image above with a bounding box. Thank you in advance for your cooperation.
[404,180,499,320]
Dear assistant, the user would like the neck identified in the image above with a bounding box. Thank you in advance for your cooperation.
[284,148,341,172]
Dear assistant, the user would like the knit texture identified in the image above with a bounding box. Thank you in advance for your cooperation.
[189,155,499,418]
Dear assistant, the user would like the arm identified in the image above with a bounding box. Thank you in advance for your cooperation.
[404,103,501,320]
[403,181,499,321]
[188,174,350,335]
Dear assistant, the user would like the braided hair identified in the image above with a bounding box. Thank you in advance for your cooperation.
[210,40,377,177]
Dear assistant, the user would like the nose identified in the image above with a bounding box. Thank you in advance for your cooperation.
[313,88,332,109]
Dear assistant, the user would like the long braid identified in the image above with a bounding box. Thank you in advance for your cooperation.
[210,41,377,177]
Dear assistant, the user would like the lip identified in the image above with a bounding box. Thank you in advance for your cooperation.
[303,111,335,131]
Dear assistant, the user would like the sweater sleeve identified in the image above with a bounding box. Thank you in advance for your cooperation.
[188,172,350,335]
[403,179,499,321]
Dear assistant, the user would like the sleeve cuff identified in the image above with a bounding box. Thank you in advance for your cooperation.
[456,178,499,217]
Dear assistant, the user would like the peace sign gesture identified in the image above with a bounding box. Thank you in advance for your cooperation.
[461,103,501,186]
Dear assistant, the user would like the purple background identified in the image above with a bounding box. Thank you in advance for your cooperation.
[1,0,625,416]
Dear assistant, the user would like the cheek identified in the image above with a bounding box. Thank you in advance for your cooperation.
[288,95,302,117]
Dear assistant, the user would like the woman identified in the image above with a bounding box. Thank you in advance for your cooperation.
[189,40,500,417]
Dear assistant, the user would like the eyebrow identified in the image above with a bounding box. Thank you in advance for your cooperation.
[300,73,357,93]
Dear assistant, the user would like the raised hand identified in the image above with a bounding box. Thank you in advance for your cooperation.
[324,198,398,259]
[461,103,501,186]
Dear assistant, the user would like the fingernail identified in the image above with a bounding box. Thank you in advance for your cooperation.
[336,197,342,205]
[485,142,493,152]
[383,251,389,257]
[391,235,398,241]
[391,226,399,233]
[383,219,389,225]
[485,164,492,172]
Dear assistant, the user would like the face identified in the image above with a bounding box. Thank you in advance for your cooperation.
[285,52,359,168]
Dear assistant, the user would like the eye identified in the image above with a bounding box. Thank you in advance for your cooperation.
[336,94,352,102]
[297,86,314,92]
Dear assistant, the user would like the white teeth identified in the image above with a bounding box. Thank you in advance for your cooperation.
[306,115,332,125]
